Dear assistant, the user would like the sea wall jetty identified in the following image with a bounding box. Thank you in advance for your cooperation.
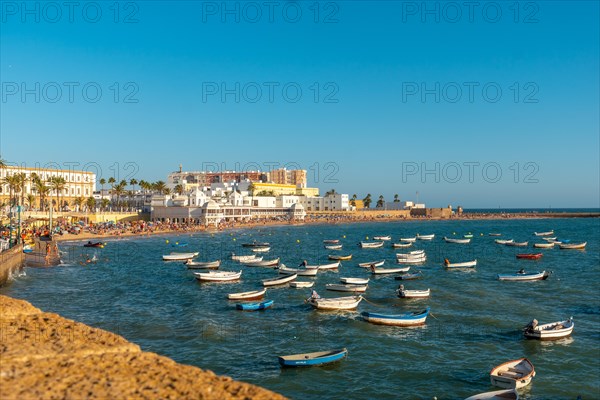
[0,245,24,286]
[0,295,286,400]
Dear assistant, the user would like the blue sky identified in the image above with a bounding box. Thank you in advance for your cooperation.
[1,0,599,208]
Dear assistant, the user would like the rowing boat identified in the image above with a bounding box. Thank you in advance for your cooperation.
[251,246,271,253]
[227,288,266,300]
[392,242,413,248]
[289,281,314,288]
[400,237,416,243]
[162,252,199,261]
[444,237,471,244]
[326,283,368,293]
[523,317,574,340]
[444,259,477,268]
[243,257,280,267]
[559,242,587,250]
[340,277,369,285]
[533,242,555,249]
[505,241,528,247]
[329,254,352,261]
[242,241,270,248]
[396,250,425,258]
[194,270,242,282]
[306,295,362,310]
[278,264,318,276]
[358,260,385,268]
[314,261,341,270]
[360,241,384,249]
[325,244,343,250]
[416,234,435,240]
[373,236,391,241]
[490,358,535,389]
[542,237,557,241]
[323,239,340,244]
[262,273,297,287]
[495,239,513,245]
[396,256,426,264]
[464,389,519,400]
[236,300,274,311]
[396,287,430,298]
[516,253,543,260]
[185,260,221,269]
[278,348,348,367]
[361,307,430,326]
[497,271,550,281]
[371,266,410,274]
[488,233,503,237]
[231,254,261,262]
[534,230,554,236]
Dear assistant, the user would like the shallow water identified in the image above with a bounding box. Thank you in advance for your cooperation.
[3,218,599,399]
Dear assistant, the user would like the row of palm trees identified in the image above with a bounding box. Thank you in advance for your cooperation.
[349,193,401,209]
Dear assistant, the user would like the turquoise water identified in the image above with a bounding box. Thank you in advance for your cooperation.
[3,218,599,399]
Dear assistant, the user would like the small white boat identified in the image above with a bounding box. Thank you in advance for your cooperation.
[523,317,574,340]
[371,266,410,274]
[373,236,391,241]
[497,270,550,281]
[559,242,586,250]
[278,264,319,276]
[444,237,471,244]
[326,283,368,293]
[340,277,369,285]
[534,230,554,236]
[194,270,242,282]
[231,254,261,262]
[361,307,430,326]
[323,239,340,244]
[416,234,435,240]
[307,295,362,310]
[464,389,519,400]
[396,286,430,298]
[262,273,297,287]
[533,242,555,249]
[396,250,425,258]
[313,261,341,270]
[289,281,314,288]
[396,256,426,264]
[392,242,413,248]
[490,358,535,389]
[360,241,384,249]
[185,260,221,269]
[243,257,280,267]
[444,259,477,268]
[227,288,266,300]
[325,244,343,250]
[542,237,557,242]
[400,237,417,243]
[495,239,513,245]
[505,241,528,247]
[358,260,385,268]
[251,246,271,253]
[162,252,199,261]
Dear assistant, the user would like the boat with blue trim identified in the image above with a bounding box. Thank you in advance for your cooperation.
[361,307,430,326]
[278,348,348,367]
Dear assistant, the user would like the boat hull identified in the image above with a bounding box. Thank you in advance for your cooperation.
[278,348,348,367]
[523,319,574,340]
[497,271,549,281]
[236,300,274,311]
[490,358,535,389]
[361,308,430,326]
[227,289,267,300]
[308,296,362,310]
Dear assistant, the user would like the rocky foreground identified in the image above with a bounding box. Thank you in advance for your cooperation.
[0,295,286,400]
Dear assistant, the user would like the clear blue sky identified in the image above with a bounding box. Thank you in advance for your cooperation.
[1,1,598,208]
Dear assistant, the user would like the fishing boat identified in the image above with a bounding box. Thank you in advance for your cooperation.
[361,307,430,326]
[396,286,430,298]
[185,260,221,269]
[243,257,280,267]
[306,295,362,310]
[373,235,391,241]
[396,256,426,264]
[444,237,471,244]
[505,241,528,247]
[162,252,199,261]
[358,260,385,268]
[323,239,340,244]
[559,242,587,250]
[400,237,417,243]
[236,299,274,311]
[497,270,550,281]
[396,250,425,258]
[278,348,348,367]
[308,261,341,270]
[490,358,535,389]
[340,277,369,285]
[83,241,104,248]
[262,273,297,287]
[534,230,554,236]
[392,242,413,248]
[533,242,555,249]
[242,241,270,248]
[444,259,477,268]
[495,239,513,245]
[360,241,384,249]
[371,266,410,274]
[289,281,314,288]
[326,284,368,293]
[251,246,271,253]
[227,288,267,300]
[464,234,474,238]
[325,244,343,250]
[542,237,557,242]
[516,253,543,260]
[464,389,519,400]
[278,265,318,276]
[194,270,242,282]
[416,234,435,240]
[488,233,503,236]
[231,254,261,262]
[523,317,574,340]
[329,254,352,261]
[395,271,423,280]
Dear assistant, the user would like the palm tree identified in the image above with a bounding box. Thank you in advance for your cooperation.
[130,178,138,192]
[325,189,337,196]
[174,184,184,195]
[48,176,66,211]
[1,174,21,207]
[163,187,171,195]
[99,178,106,194]
[86,196,96,212]
[376,195,385,208]
[0,158,6,168]
[113,180,127,209]
[350,194,357,207]
[363,193,372,209]
[72,196,85,212]
[153,181,167,194]
[35,182,50,212]
[26,193,36,210]
[394,194,400,203]
[101,198,110,211]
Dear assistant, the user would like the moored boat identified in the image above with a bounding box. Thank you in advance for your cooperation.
[559,242,587,250]
[516,253,543,260]
[340,277,369,285]
[314,261,341,270]
[396,286,430,298]
[325,244,343,250]
[323,239,340,244]
[396,256,426,264]
[400,237,417,243]
[541,237,557,242]
[443,259,477,268]
[231,254,261,262]
[523,317,574,340]
[534,230,554,236]
[194,270,242,282]
[329,254,352,261]
[306,295,362,310]
[396,250,425,258]
[444,237,471,244]
[488,233,503,236]
[289,281,314,288]
[242,241,270,248]
[262,273,297,287]
[162,252,199,261]
[371,266,410,274]
[392,242,413,248]
[83,241,104,248]
[360,241,384,249]
[227,288,267,300]
[251,246,271,253]
[506,241,528,247]
[497,270,550,281]
[326,283,368,293]
[185,260,221,269]
[278,264,318,276]
[361,307,430,326]
[358,260,385,268]
[373,235,391,241]
[533,242,555,249]
[495,239,513,245]
[416,234,435,240]
[490,358,535,389]
[236,299,274,311]
[278,348,348,367]
[464,389,519,400]
[243,257,280,267]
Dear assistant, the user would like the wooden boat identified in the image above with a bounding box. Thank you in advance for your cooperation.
[242,241,270,248]
[444,237,471,244]
[444,259,477,268]
[516,253,543,260]
[395,271,423,280]
[329,254,352,261]
[372,266,410,274]
[317,261,341,270]
[360,241,384,249]
[400,237,417,243]
[396,287,430,298]
[463,234,474,238]
[488,233,503,236]
[373,235,391,241]
[523,317,574,340]
[307,295,362,310]
[559,242,586,250]
[262,273,297,287]
[278,348,348,367]
[490,358,535,389]
[326,283,368,293]
[340,277,369,285]
[534,230,554,236]
[251,246,271,253]
[194,270,241,282]
[289,281,314,288]
[505,241,528,247]
[227,288,266,300]
[358,260,385,268]
[533,242,555,249]
[495,239,513,245]
[162,252,199,261]
[497,270,550,281]
[392,242,412,248]
[396,256,426,264]
[278,265,318,276]
[325,244,342,250]
[185,260,221,269]
[83,241,104,248]
[243,257,280,267]
[231,254,261,262]
[416,234,435,240]
[236,299,274,311]
[464,389,519,400]
[396,250,425,258]
[323,239,340,244]
[361,307,430,326]
[542,237,557,242]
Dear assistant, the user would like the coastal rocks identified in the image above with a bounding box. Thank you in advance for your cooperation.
[0,295,286,400]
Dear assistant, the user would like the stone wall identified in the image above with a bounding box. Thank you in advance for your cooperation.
[0,245,24,287]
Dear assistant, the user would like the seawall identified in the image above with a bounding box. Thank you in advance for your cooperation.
[0,245,24,287]
[0,295,286,400]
